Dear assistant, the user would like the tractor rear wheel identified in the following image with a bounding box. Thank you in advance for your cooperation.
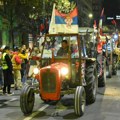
[98,58,106,87]
[20,85,35,115]
[85,64,98,104]
[74,86,86,116]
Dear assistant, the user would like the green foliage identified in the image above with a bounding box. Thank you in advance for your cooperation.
[0,0,54,33]
[55,0,76,14]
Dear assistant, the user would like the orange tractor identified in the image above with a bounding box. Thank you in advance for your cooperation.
[20,33,98,116]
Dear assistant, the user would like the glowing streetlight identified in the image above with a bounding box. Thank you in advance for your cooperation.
[88,13,93,18]
[33,6,35,9]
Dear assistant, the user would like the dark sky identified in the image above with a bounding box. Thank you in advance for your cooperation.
[103,0,120,16]
[102,0,120,25]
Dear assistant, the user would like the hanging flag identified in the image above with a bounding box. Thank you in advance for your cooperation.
[49,4,79,34]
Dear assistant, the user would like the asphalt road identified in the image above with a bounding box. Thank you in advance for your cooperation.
[0,71,120,120]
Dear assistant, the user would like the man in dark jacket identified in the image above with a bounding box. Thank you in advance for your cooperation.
[1,46,14,95]
[57,40,69,56]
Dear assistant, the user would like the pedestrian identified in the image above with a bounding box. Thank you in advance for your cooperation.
[28,46,41,77]
[18,47,28,85]
[0,50,3,89]
[11,47,22,90]
[1,46,14,95]
[57,40,69,56]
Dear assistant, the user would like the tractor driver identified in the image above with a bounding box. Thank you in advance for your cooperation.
[57,40,69,56]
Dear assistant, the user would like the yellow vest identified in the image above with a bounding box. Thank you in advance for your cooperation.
[1,53,8,70]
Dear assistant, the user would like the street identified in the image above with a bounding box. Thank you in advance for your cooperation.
[0,71,120,120]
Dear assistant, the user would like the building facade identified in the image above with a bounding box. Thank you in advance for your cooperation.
[76,0,103,27]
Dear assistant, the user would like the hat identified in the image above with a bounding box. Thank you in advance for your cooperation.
[4,46,10,50]
[14,46,19,51]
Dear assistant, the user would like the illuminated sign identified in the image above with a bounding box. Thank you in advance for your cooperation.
[107,17,114,20]
[116,15,120,20]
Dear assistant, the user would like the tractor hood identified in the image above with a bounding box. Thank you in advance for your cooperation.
[39,62,69,101]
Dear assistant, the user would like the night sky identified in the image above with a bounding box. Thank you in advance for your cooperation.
[103,0,120,16]
[102,0,120,25]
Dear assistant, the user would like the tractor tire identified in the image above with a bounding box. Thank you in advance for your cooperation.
[112,56,117,75]
[112,67,117,75]
[20,85,35,115]
[98,58,106,87]
[74,86,86,117]
[85,64,98,104]
[107,64,112,78]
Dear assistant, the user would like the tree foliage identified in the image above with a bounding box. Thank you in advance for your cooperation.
[0,0,54,34]
[0,0,77,34]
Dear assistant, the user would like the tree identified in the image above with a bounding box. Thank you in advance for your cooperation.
[0,0,54,47]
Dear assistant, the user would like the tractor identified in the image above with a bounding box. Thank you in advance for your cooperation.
[96,35,107,87]
[20,33,98,117]
[103,33,118,78]
[79,27,107,87]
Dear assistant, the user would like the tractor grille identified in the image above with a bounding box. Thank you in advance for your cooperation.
[41,69,56,93]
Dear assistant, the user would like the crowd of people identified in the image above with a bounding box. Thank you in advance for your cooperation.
[0,45,41,95]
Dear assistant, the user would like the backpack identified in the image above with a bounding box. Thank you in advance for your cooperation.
[15,55,22,64]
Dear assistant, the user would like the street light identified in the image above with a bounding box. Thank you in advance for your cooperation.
[33,6,35,9]
[88,13,93,27]
[88,13,93,18]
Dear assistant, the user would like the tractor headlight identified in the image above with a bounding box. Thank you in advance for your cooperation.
[61,67,68,76]
[33,68,39,75]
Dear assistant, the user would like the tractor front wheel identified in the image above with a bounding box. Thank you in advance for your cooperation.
[20,85,35,115]
[74,86,86,116]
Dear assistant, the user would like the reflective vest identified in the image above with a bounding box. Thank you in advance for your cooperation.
[1,53,8,70]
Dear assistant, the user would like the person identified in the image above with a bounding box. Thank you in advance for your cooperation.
[28,47,41,77]
[57,40,69,56]
[11,48,22,90]
[18,47,28,85]
[1,46,14,95]
[0,49,3,89]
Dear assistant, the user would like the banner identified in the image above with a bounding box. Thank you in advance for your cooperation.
[49,4,78,34]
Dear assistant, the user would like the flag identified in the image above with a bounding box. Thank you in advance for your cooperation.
[40,23,45,32]
[111,19,117,25]
[99,8,104,28]
[93,20,97,31]
[49,4,79,34]
[49,4,56,34]
[99,8,104,35]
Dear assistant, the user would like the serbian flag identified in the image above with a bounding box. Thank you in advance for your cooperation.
[49,4,78,34]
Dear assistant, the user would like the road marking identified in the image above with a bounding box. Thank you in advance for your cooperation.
[23,104,50,120]
[0,98,18,107]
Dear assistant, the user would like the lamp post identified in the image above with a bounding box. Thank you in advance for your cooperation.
[88,13,93,27]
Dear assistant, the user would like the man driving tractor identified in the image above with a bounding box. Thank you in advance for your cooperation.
[57,40,69,56]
